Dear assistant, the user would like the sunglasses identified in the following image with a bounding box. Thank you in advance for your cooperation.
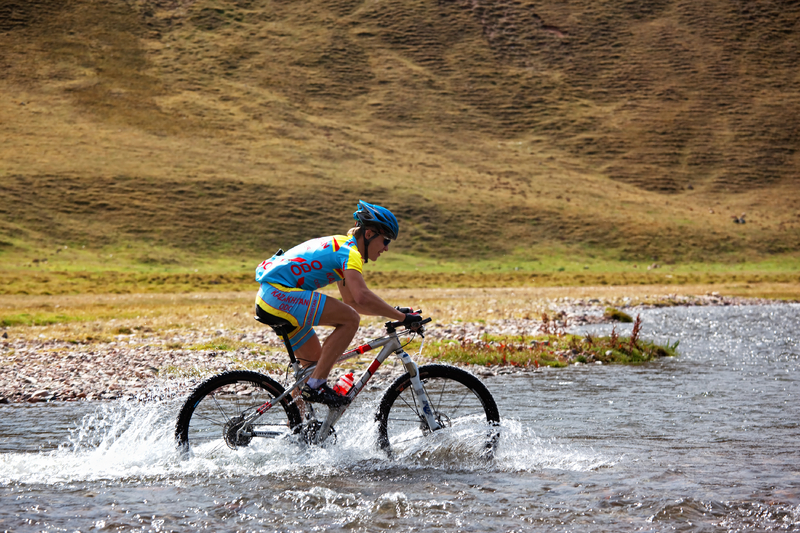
[372,232,392,247]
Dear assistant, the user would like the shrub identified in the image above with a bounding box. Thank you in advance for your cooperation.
[604,307,633,322]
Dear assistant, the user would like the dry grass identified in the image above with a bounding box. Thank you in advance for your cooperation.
[1,0,800,268]
[374,283,800,322]
[0,291,250,341]
[2,282,798,343]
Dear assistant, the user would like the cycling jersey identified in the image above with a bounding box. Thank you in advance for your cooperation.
[255,235,363,290]
[254,235,363,350]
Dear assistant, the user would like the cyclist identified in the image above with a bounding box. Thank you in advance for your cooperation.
[254,200,422,407]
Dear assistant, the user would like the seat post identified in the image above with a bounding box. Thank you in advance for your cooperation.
[278,330,298,365]
[254,310,300,367]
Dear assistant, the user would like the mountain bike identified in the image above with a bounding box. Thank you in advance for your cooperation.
[175,310,500,458]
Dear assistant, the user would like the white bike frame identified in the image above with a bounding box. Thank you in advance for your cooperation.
[237,323,440,445]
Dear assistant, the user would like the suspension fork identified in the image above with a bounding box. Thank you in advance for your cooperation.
[396,349,442,432]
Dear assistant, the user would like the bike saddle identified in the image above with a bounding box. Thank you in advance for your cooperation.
[254,307,294,336]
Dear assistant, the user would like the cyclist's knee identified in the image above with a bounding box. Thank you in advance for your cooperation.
[341,306,360,331]
[328,305,359,336]
[320,298,360,330]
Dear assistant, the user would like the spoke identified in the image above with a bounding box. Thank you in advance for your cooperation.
[396,388,421,417]
[427,379,473,418]
[191,413,227,425]
[234,390,249,416]
[200,443,225,457]
[450,389,473,415]
[211,393,232,424]
[251,431,287,438]
[181,375,300,454]
[380,369,497,455]
[433,379,448,412]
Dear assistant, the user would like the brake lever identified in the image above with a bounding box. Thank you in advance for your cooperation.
[409,318,430,338]
[385,315,431,333]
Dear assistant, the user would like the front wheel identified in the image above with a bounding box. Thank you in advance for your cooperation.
[175,370,303,456]
[376,364,500,457]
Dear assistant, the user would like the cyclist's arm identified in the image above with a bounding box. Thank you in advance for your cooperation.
[339,269,405,320]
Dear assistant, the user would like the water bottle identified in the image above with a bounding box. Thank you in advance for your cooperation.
[333,372,354,395]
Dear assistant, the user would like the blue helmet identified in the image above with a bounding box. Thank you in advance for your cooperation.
[353,200,399,240]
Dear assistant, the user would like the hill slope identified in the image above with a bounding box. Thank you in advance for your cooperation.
[1,0,799,268]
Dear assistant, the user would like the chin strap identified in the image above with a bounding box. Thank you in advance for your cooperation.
[362,232,377,264]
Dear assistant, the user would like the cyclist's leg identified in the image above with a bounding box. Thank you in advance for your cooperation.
[290,335,320,415]
[256,285,325,371]
[307,297,360,382]
[293,334,320,365]
[256,283,358,383]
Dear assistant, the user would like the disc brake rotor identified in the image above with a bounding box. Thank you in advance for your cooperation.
[223,415,253,449]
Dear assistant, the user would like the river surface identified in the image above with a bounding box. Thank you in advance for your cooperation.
[1,304,798,532]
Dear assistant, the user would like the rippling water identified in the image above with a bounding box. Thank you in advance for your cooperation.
[1,304,798,532]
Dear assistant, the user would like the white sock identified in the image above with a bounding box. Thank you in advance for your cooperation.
[307,378,326,389]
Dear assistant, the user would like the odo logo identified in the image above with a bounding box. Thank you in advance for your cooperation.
[289,259,323,276]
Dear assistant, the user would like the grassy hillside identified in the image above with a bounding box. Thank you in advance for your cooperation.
[1,0,799,280]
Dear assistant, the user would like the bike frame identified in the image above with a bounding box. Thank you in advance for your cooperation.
[237,322,440,445]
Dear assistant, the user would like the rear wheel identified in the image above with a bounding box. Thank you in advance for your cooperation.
[376,364,500,456]
[175,370,303,456]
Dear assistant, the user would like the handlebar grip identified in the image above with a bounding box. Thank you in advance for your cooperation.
[386,316,432,329]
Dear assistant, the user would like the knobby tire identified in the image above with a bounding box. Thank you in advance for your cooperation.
[376,364,500,456]
[175,370,303,454]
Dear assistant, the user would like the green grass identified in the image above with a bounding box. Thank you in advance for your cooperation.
[160,359,284,378]
[425,332,677,368]
[2,243,800,296]
[230,359,284,374]
[0,312,84,327]
[604,307,633,322]
[188,339,262,352]
[393,313,679,368]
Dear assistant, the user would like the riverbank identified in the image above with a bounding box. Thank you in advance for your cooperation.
[1,290,787,403]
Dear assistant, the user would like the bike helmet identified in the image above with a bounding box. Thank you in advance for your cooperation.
[353,200,399,240]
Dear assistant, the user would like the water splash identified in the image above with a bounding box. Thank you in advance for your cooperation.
[0,397,181,484]
[493,418,614,472]
[0,391,612,487]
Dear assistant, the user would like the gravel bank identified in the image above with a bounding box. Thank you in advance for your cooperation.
[0,293,782,403]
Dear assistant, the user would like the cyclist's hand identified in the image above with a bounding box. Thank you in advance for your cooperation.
[401,312,423,328]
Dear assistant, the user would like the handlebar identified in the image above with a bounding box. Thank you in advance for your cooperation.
[385,316,432,330]
[385,309,431,333]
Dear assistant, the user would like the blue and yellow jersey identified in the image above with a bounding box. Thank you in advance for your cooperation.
[255,235,363,290]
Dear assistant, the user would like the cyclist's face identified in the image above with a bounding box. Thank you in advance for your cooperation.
[366,230,391,261]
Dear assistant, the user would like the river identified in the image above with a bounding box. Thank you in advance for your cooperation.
[1,304,798,532]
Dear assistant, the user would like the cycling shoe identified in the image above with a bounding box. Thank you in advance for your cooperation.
[301,383,352,407]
